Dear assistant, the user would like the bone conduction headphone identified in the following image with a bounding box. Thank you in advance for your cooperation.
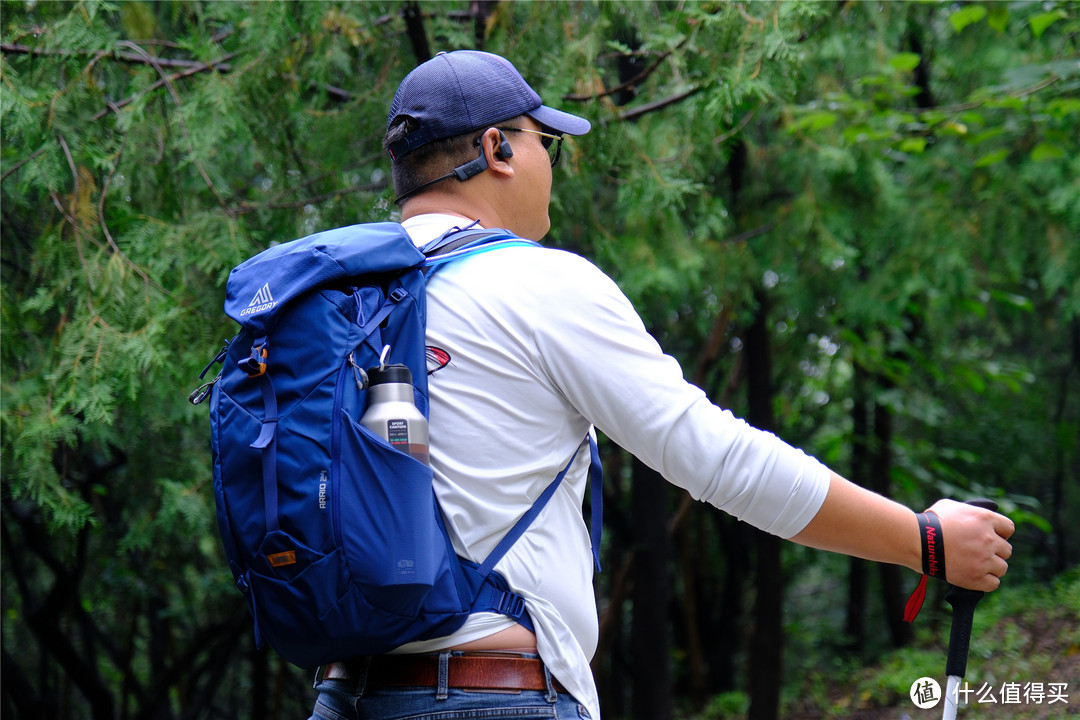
[393,129,514,205]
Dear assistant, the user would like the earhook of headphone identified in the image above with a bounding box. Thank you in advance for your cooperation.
[496,129,514,159]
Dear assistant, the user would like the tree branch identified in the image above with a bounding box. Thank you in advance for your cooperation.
[90,49,240,120]
[564,44,684,103]
[615,85,703,123]
[0,145,47,183]
[1,648,40,719]
[5,506,116,719]
[566,32,697,105]
[714,107,758,145]
[1,42,234,71]
[4,41,354,120]
[116,40,230,210]
[227,181,388,215]
[720,222,775,245]
[51,134,169,298]
[134,609,250,720]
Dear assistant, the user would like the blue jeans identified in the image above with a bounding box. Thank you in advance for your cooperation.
[307,653,591,720]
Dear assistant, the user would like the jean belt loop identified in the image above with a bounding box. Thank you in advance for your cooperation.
[543,663,558,703]
[355,657,371,699]
[436,651,450,701]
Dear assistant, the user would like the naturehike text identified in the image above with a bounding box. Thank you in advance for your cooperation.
[925,525,938,576]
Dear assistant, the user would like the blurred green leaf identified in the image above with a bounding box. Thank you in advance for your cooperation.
[1029,10,1066,38]
[1031,141,1065,162]
[950,4,987,33]
[987,4,1009,32]
[899,137,927,153]
[889,52,922,72]
[975,148,1010,167]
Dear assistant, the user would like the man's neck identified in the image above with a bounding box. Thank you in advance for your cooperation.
[399,188,504,231]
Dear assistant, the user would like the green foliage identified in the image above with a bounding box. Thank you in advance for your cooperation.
[680,690,751,720]
[783,570,1080,718]
[2,1,1077,718]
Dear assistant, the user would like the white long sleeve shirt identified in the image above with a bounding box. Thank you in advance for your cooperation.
[394,214,830,720]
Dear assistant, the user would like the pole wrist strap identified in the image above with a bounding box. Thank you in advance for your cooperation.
[904,510,946,623]
[918,510,946,578]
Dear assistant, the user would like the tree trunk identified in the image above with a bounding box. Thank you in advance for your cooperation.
[710,514,750,694]
[746,290,783,720]
[675,509,707,707]
[401,1,431,64]
[871,380,914,647]
[1050,317,1079,573]
[845,364,871,652]
[630,457,672,720]
[470,1,499,48]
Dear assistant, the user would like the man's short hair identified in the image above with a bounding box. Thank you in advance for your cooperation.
[383,115,535,202]
[382,118,478,202]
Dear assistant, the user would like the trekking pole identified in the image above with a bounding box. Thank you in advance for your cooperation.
[941,499,998,720]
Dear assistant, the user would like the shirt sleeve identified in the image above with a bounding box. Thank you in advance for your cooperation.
[527,249,830,538]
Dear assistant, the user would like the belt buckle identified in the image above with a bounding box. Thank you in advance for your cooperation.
[313,660,360,687]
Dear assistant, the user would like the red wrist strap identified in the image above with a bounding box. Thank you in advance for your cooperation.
[904,575,928,623]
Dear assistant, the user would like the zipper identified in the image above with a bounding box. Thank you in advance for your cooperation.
[331,351,371,546]
[330,354,351,547]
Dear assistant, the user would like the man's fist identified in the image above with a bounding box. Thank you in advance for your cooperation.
[927,498,1015,591]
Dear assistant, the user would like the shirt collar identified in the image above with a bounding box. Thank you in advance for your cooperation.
[401,214,484,248]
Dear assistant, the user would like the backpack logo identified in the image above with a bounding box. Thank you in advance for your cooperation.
[240,283,277,316]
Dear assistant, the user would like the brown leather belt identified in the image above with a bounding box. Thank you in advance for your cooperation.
[324,652,567,694]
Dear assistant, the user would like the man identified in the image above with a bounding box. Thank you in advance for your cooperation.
[308,50,1014,720]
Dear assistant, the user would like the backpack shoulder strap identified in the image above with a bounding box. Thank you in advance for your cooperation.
[468,435,604,630]
[475,442,581,579]
[421,226,539,278]
[476,434,603,578]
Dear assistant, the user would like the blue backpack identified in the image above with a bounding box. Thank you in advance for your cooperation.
[191,222,602,669]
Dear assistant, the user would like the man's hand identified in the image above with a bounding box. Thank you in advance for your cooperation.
[927,498,1015,592]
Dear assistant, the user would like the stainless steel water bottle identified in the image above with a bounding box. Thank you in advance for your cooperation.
[359,363,430,465]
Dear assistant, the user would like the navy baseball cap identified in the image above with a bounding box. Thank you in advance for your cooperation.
[386,50,591,160]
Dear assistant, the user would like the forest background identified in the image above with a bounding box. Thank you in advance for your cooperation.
[2,1,1077,719]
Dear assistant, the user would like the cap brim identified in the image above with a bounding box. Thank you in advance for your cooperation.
[528,105,591,136]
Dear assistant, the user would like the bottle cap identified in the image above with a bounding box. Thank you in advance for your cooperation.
[367,363,413,386]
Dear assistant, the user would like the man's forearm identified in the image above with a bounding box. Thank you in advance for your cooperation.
[789,472,1014,592]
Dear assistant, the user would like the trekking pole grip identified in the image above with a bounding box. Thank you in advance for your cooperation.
[944,498,998,678]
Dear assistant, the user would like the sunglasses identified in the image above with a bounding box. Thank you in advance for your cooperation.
[497,127,564,167]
